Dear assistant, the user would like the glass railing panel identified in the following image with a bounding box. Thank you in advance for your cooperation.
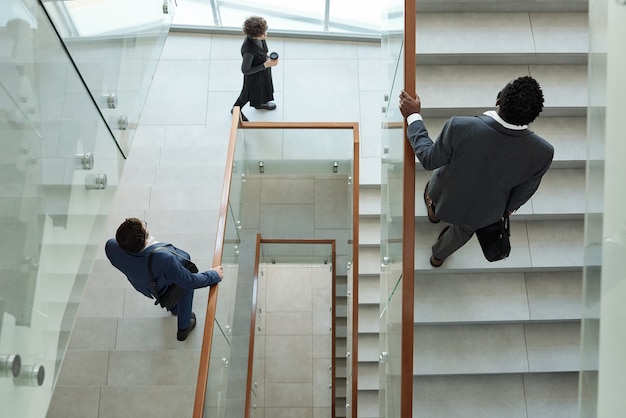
[40,0,174,156]
[344,258,354,417]
[0,2,124,415]
[378,272,402,418]
[207,124,356,417]
[579,0,608,415]
[203,328,232,418]
[202,126,246,417]
[380,0,404,416]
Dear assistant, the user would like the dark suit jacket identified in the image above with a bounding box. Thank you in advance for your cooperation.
[408,115,554,229]
[105,240,221,299]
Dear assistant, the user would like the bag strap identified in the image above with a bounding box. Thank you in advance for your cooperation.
[147,247,165,303]
[147,244,193,302]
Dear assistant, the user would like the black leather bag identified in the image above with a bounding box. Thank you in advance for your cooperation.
[148,245,198,311]
[157,284,187,311]
[475,214,511,262]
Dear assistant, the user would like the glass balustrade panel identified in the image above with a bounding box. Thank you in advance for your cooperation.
[379,0,404,416]
[41,0,174,156]
[209,125,355,416]
[0,1,124,415]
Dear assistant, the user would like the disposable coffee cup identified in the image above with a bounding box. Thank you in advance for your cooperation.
[269,52,279,60]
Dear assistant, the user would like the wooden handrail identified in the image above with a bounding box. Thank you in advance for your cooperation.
[351,123,360,418]
[192,106,242,418]
[243,234,262,418]
[402,0,417,416]
[241,121,358,130]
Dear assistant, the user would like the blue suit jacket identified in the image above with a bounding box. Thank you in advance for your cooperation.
[105,239,221,299]
[408,115,554,228]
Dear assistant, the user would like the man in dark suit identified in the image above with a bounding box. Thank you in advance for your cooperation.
[399,76,554,267]
[105,218,223,341]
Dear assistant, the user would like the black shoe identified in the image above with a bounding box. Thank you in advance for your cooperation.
[254,102,276,110]
[430,255,444,268]
[177,312,196,341]
[430,226,450,268]
[230,108,249,122]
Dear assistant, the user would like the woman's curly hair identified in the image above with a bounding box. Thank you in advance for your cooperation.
[498,76,544,126]
[116,218,147,253]
[243,16,268,38]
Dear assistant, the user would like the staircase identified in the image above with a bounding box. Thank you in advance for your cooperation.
[357,0,591,416]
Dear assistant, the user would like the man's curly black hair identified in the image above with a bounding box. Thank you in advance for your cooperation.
[497,76,544,126]
[116,218,148,253]
[242,16,268,39]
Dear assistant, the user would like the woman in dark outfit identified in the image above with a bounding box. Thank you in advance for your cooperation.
[232,16,279,121]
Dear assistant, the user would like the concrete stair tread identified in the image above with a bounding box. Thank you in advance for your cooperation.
[358,304,381,333]
[413,322,581,375]
[359,188,381,217]
[414,271,584,323]
[414,219,585,271]
[358,276,381,305]
[414,0,587,13]
[380,64,588,123]
[417,52,587,66]
[412,373,578,418]
[415,12,588,57]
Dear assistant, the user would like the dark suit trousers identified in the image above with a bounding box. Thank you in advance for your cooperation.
[432,224,477,260]
[170,289,194,330]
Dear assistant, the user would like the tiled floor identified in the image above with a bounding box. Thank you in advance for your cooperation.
[46,32,381,418]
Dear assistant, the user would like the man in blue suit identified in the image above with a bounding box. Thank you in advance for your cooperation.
[399,76,554,267]
[105,218,223,341]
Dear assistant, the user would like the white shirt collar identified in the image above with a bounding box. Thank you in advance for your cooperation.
[483,110,527,130]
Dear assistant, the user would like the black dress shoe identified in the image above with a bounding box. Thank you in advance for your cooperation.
[254,102,277,110]
[430,255,444,268]
[177,312,196,341]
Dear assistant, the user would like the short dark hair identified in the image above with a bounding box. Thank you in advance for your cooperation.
[242,16,268,38]
[497,76,544,125]
[115,218,147,253]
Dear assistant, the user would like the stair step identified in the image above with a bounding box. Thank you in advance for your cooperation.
[358,362,379,390]
[414,0,587,13]
[357,333,380,363]
[359,187,381,217]
[413,322,581,374]
[414,219,584,272]
[413,373,578,418]
[414,270,584,323]
[358,247,381,276]
[415,12,587,58]
[358,305,380,333]
[408,64,588,112]
[359,217,381,246]
[358,275,380,305]
[355,389,380,418]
